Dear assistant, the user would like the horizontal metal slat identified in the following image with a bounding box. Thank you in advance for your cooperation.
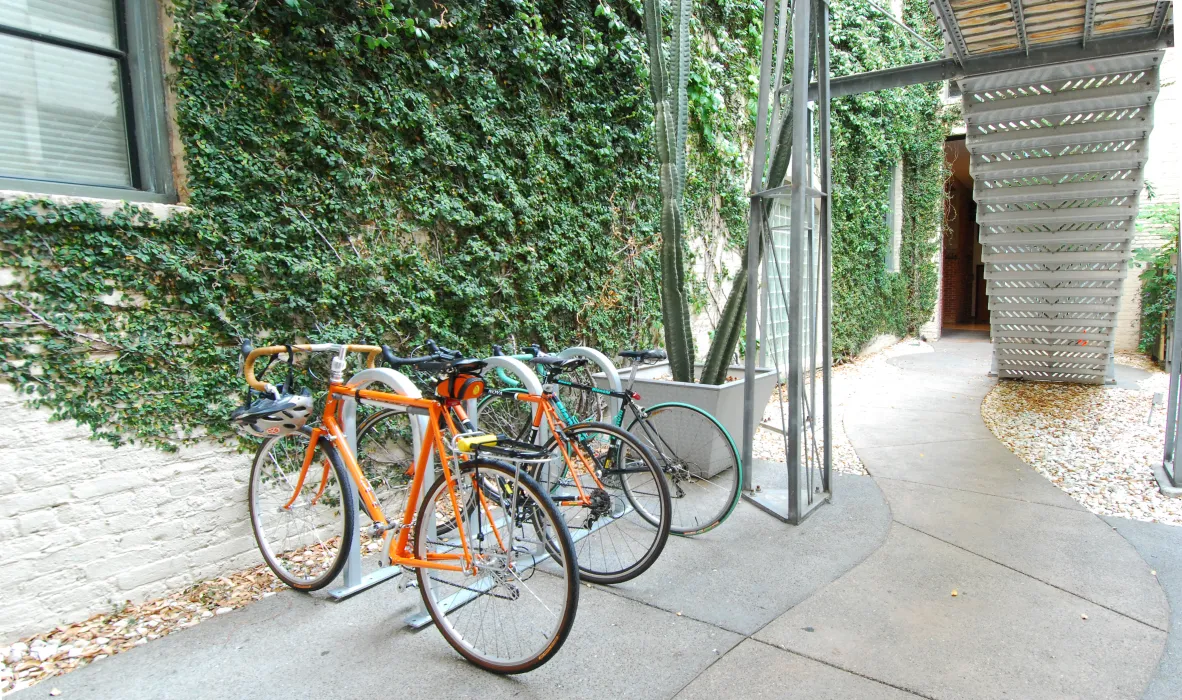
[979,228,1134,244]
[982,250,1129,263]
[966,116,1153,152]
[965,81,1158,124]
[986,268,1128,282]
[987,302,1120,312]
[977,205,1137,225]
[958,51,1164,92]
[974,177,1143,204]
[970,148,1146,180]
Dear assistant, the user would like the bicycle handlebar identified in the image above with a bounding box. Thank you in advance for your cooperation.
[242,343,381,392]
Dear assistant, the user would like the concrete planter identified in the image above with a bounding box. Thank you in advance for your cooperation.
[596,362,778,475]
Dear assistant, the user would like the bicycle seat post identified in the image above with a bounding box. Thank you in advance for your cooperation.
[625,356,641,393]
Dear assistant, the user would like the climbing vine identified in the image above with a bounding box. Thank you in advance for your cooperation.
[0,0,947,449]
[1137,203,1182,355]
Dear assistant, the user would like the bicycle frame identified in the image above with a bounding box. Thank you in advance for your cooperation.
[510,392,609,507]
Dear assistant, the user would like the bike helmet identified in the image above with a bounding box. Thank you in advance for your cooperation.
[230,389,314,439]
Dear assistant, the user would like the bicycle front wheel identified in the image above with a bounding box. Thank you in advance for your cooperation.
[627,403,742,536]
[248,429,354,591]
[538,421,671,584]
[416,458,579,674]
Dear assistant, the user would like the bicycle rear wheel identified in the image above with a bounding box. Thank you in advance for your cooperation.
[627,403,742,536]
[538,421,671,584]
[474,389,533,442]
[416,458,579,674]
[248,429,354,590]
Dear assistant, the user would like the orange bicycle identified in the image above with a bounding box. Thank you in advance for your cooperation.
[232,342,579,673]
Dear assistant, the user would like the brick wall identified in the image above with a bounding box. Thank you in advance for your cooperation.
[0,384,258,643]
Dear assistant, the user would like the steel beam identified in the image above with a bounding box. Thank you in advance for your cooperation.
[1010,0,1029,55]
[1153,2,1173,38]
[817,0,833,501]
[785,0,810,523]
[930,0,969,64]
[791,28,1173,100]
[742,0,779,493]
[1083,0,1098,47]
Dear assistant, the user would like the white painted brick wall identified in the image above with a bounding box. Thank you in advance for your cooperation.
[0,383,259,643]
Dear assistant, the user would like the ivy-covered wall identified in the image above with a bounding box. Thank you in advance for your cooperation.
[0,0,948,448]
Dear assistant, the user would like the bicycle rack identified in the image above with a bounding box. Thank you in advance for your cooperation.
[556,346,624,419]
[329,367,427,602]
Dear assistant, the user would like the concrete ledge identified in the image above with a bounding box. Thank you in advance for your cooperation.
[1153,462,1182,498]
[0,190,190,221]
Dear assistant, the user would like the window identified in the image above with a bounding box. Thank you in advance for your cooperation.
[0,0,173,202]
[885,158,903,273]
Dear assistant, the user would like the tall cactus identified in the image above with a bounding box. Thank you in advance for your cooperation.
[642,0,696,383]
[698,0,817,385]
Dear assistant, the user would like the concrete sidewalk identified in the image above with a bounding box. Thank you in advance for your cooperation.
[16,335,1179,699]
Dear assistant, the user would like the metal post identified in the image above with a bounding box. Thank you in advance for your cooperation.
[818,0,833,498]
[1164,252,1182,487]
[329,368,426,601]
[785,0,811,523]
[742,0,780,492]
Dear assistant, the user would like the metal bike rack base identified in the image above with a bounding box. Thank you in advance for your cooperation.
[402,506,627,629]
[328,368,427,603]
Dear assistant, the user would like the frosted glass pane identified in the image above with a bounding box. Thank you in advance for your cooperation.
[0,0,118,50]
[0,33,132,187]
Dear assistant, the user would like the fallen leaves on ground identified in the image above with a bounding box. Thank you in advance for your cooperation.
[981,356,1182,526]
[0,564,285,695]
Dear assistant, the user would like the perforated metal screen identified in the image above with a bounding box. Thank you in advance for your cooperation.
[961,51,1164,383]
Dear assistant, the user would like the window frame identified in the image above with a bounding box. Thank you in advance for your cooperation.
[0,0,175,203]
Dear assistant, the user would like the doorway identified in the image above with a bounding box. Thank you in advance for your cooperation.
[941,136,988,334]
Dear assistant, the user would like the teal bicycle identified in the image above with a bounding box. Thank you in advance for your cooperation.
[478,346,742,536]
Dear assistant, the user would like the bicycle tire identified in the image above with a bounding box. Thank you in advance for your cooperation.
[537,421,671,584]
[627,402,742,536]
[474,388,534,442]
[248,428,354,591]
[416,458,580,674]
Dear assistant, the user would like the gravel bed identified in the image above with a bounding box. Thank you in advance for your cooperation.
[981,355,1182,526]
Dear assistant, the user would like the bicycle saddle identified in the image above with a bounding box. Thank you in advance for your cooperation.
[527,356,589,373]
[619,349,667,361]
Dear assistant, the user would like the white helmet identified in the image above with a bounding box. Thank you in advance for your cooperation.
[230,390,314,439]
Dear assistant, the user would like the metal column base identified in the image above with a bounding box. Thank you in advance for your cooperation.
[741,458,830,524]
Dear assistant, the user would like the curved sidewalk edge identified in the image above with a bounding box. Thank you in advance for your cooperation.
[755,336,1170,700]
